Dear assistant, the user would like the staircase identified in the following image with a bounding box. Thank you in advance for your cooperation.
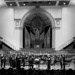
[0,37,16,51]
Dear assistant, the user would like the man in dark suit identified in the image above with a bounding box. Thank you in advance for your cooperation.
[47,56,51,70]
[60,55,63,70]
[62,55,65,70]
[1,54,4,68]
[73,37,75,49]
[9,55,12,68]
[1,54,6,68]
[4,55,6,68]
[16,55,21,69]
[29,56,34,69]
[21,55,25,67]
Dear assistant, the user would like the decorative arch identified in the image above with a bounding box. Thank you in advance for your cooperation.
[20,8,55,28]
[20,8,55,49]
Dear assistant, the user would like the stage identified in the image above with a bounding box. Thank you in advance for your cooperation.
[1,48,75,56]
[19,48,56,55]
[0,49,75,70]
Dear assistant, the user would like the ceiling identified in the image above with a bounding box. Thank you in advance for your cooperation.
[0,0,75,7]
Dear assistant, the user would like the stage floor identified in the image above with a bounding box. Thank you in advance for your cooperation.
[0,62,75,70]
[0,49,75,70]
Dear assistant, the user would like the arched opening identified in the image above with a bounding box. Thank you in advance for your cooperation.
[20,8,55,49]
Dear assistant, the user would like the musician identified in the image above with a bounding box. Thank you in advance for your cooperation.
[59,55,63,70]
[73,37,75,49]
[34,57,40,70]
[3,55,6,68]
[16,55,21,69]
[9,55,12,68]
[54,55,57,66]
[1,54,6,68]
[29,56,34,69]
[12,55,16,68]
[21,55,25,67]
[47,56,51,70]
[62,55,65,70]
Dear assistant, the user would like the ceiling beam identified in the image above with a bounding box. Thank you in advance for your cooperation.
[56,0,59,6]
[15,0,19,6]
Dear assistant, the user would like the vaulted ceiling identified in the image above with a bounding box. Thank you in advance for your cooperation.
[0,0,75,7]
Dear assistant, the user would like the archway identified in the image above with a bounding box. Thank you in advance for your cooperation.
[20,8,55,49]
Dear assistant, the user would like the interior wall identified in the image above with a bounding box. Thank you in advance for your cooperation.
[61,6,75,49]
[0,6,62,51]
[14,6,75,50]
[15,6,62,50]
[0,7,17,50]
[41,6,62,50]
[0,6,75,51]
[14,7,35,50]
[14,7,35,19]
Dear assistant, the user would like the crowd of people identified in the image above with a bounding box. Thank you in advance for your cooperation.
[0,52,67,70]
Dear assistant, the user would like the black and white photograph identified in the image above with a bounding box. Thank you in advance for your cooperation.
[0,0,75,75]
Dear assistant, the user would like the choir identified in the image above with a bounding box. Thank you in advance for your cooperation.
[0,53,66,70]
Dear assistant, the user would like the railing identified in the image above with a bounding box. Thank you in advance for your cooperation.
[0,37,16,50]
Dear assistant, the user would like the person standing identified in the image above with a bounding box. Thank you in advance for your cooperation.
[9,55,12,68]
[1,54,6,68]
[12,55,16,68]
[1,54,4,68]
[4,55,6,68]
[73,37,75,49]
[47,56,51,70]
[29,56,34,69]
[62,55,65,70]
[16,55,21,69]
[60,55,63,70]
[21,55,25,67]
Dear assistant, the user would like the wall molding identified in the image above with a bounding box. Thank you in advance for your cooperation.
[14,19,21,27]
[55,18,62,20]
[52,27,60,29]
[15,27,22,30]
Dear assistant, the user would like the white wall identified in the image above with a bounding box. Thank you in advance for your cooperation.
[0,6,75,51]
[14,7,35,19]
[14,7,35,50]
[60,6,75,49]
[41,6,62,50]
[15,6,62,50]
[0,6,35,50]
[0,7,17,50]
